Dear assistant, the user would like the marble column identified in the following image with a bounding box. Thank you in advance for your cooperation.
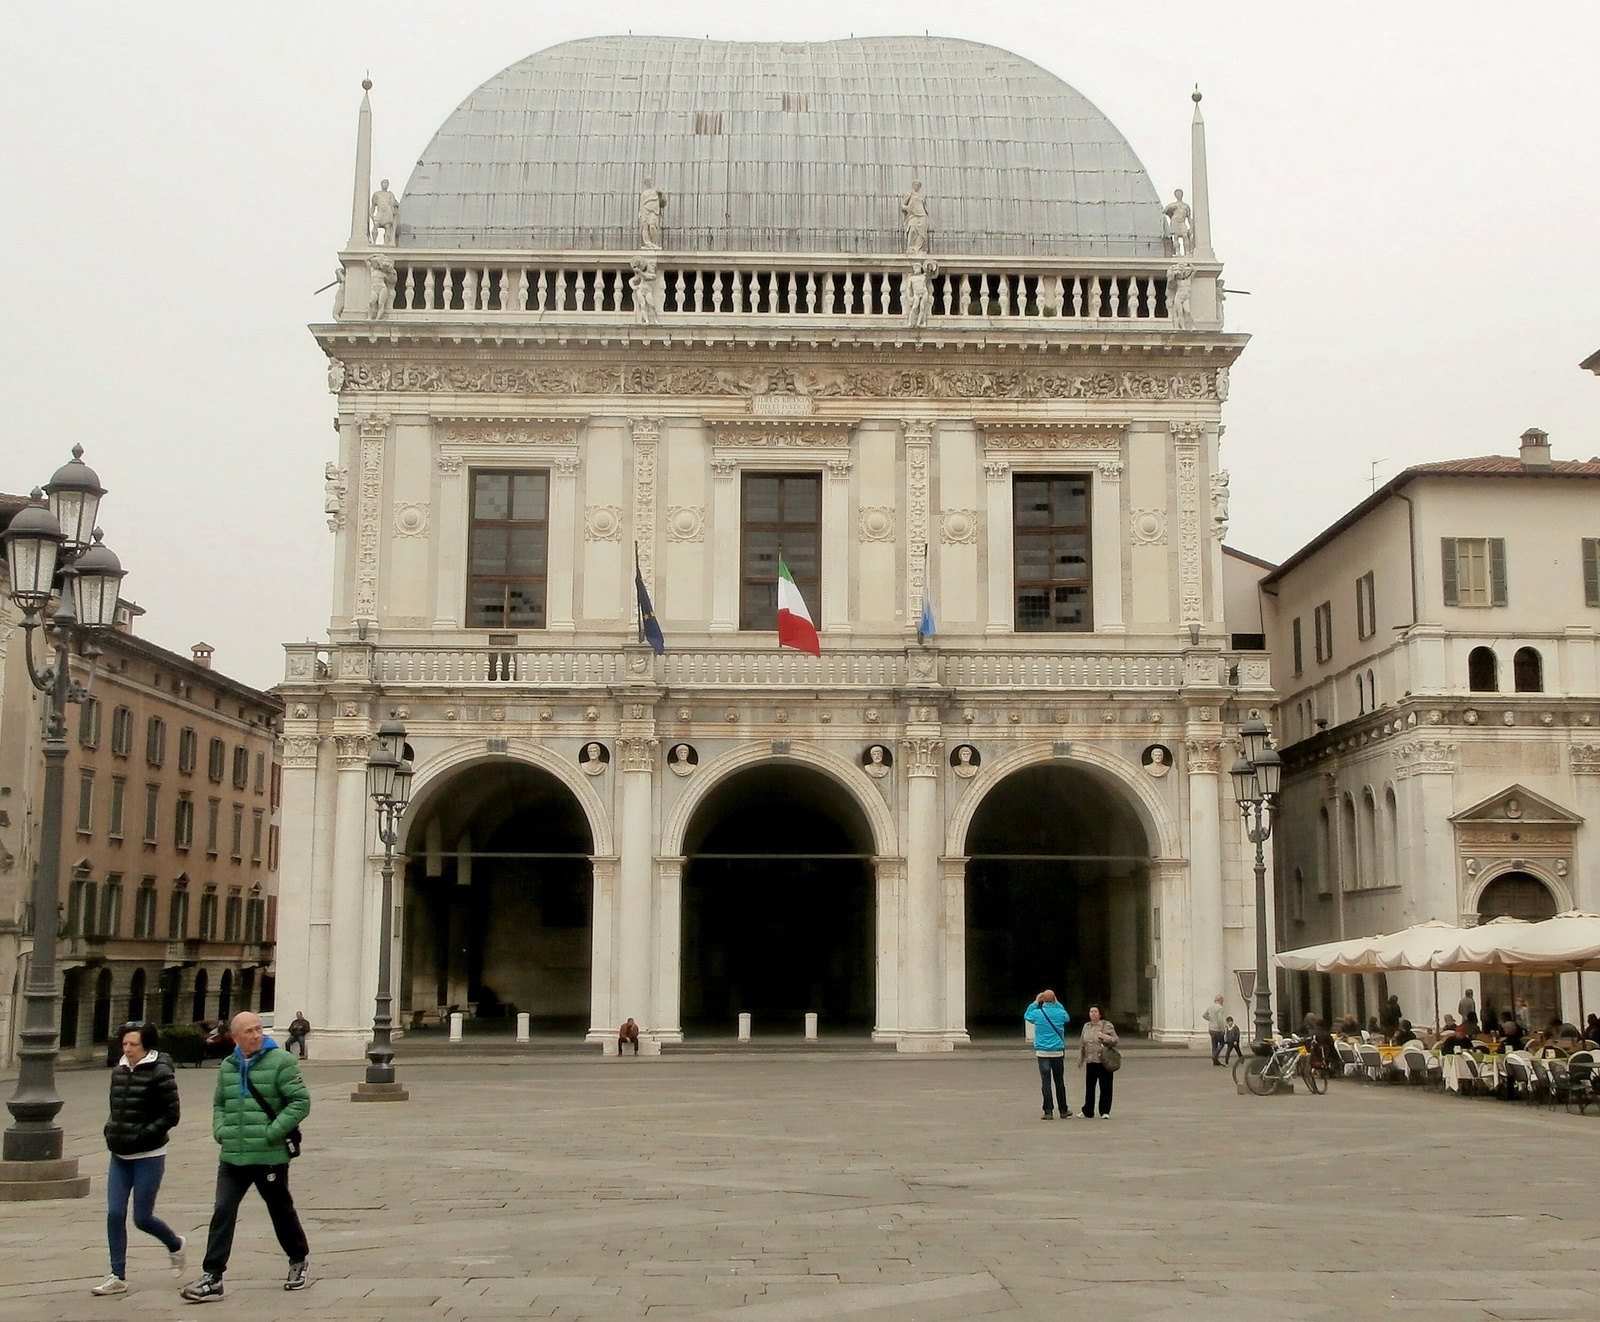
[983,460,1012,634]
[271,736,323,1024]
[587,854,620,1038]
[615,739,659,1028]
[548,453,581,631]
[1185,736,1226,1041]
[898,736,950,1051]
[709,457,738,633]
[871,857,905,1041]
[1149,859,1190,1042]
[822,458,852,634]
[1093,460,1125,632]
[323,732,373,1058]
[654,856,685,1042]
[940,856,970,1042]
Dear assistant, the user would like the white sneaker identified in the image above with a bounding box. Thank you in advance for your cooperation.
[91,1276,127,1296]
[169,1235,187,1277]
[1100,1112,1113,1120]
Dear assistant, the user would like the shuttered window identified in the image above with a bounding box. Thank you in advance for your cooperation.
[1584,539,1600,607]
[1442,537,1506,606]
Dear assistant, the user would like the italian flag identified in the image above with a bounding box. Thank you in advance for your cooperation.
[777,557,820,655]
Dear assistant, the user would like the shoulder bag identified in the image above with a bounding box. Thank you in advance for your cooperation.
[1099,1030,1123,1074]
[243,1070,303,1160]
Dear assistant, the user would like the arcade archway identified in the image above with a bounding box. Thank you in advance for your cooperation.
[1476,870,1561,1032]
[403,761,594,1033]
[681,763,874,1035]
[964,763,1152,1032]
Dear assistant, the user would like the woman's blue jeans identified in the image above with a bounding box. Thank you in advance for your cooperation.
[107,1154,182,1278]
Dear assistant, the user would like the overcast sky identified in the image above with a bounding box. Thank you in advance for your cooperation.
[3,2,1597,688]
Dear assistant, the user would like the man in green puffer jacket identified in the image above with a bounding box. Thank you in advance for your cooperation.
[179,1012,312,1303]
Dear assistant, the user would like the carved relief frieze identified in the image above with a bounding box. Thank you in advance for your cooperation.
[631,418,659,589]
[1171,422,1204,626]
[709,422,853,448]
[354,414,388,620]
[983,430,1122,452]
[904,421,932,623]
[439,423,581,447]
[281,736,321,771]
[1572,745,1600,774]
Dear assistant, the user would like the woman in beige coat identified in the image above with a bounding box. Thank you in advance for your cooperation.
[1077,1006,1119,1118]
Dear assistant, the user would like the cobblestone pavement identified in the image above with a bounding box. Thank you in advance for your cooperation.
[2,1046,1598,1320]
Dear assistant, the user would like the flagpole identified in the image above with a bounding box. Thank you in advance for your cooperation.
[634,542,644,645]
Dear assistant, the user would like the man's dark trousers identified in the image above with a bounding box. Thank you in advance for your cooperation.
[202,1162,309,1277]
[1208,1030,1225,1063]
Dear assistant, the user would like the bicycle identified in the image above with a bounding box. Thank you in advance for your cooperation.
[1236,1034,1327,1096]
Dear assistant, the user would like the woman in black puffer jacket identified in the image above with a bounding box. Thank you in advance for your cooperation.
[91,1022,185,1297]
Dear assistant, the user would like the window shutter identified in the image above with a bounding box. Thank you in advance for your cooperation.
[1489,538,1508,606]
[1440,538,1459,606]
[1584,539,1600,608]
[1292,618,1303,674]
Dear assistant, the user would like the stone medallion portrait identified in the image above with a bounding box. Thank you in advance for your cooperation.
[1142,744,1174,778]
[579,741,610,774]
[668,743,699,777]
[949,744,981,778]
[862,744,893,778]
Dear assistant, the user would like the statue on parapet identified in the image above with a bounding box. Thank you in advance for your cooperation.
[637,178,666,250]
[904,259,937,328]
[630,257,663,324]
[1167,262,1195,330]
[1163,188,1192,257]
[901,179,929,254]
[370,179,400,246]
[368,254,396,319]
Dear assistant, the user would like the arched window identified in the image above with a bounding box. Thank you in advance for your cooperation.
[1468,646,1499,693]
[1366,669,1377,709]
[1317,806,1332,894]
[1291,867,1306,923]
[1356,674,1366,715]
[1341,793,1359,891]
[1513,647,1543,693]
[1383,786,1400,885]
[1359,789,1378,889]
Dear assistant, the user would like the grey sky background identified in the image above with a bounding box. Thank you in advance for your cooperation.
[3,2,1597,689]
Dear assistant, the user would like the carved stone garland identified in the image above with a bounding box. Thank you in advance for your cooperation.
[354,415,389,621]
[1171,422,1205,626]
[904,420,933,626]
[631,418,660,592]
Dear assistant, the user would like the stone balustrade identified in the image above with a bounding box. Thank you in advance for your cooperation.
[286,642,1267,694]
[352,250,1216,327]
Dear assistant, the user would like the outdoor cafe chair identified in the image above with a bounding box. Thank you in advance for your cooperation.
[1356,1042,1389,1082]
[1567,1052,1596,1114]
[1335,1040,1362,1079]
[1542,1058,1576,1111]
[1398,1046,1429,1084]
[1505,1055,1538,1106]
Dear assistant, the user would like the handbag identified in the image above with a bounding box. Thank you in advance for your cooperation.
[243,1072,303,1160]
[1099,1038,1123,1073]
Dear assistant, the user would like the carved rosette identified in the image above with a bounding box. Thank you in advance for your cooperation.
[393,502,430,538]
[1171,422,1205,626]
[901,737,944,778]
[281,736,321,771]
[904,420,933,624]
[665,505,705,543]
[584,505,623,542]
[1130,509,1168,546]
[859,507,896,543]
[939,509,978,545]
[618,737,659,774]
[354,415,389,621]
[1184,738,1222,775]
[334,733,371,768]
[631,418,660,592]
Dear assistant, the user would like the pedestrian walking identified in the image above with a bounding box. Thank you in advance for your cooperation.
[179,1012,311,1302]
[1023,991,1071,1119]
[1457,988,1476,1023]
[1077,1006,1119,1118]
[1203,995,1227,1065]
[286,1011,311,1059]
[91,1023,186,1296]
[618,1018,641,1054]
[1222,1016,1243,1063]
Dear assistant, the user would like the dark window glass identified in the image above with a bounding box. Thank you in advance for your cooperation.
[739,473,821,631]
[1013,475,1093,632]
[468,470,549,629]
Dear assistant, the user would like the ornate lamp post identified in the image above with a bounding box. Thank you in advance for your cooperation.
[1,448,125,1200]
[1230,716,1283,1053]
[351,715,412,1102]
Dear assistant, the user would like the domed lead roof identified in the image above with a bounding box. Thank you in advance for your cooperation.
[398,35,1166,257]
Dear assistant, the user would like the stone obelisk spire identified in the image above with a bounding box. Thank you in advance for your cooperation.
[348,79,374,249]
[1189,85,1214,260]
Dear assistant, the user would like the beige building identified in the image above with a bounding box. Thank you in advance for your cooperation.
[1262,429,1600,1030]
[277,35,1275,1058]
[0,554,283,1064]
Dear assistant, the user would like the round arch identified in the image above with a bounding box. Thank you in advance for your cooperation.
[403,738,614,858]
[944,742,1179,861]
[1464,862,1574,917]
[660,741,898,861]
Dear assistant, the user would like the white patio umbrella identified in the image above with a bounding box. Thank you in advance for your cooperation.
[1276,919,1472,1028]
[1437,912,1600,1024]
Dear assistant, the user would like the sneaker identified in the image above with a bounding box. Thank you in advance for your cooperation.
[169,1235,187,1278]
[91,1276,127,1296]
[180,1273,224,1303]
[1100,1112,1113,1120]
[284,1260,309,1291]
[1040,1112,1053,1120]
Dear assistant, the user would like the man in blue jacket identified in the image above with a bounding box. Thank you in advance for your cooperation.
[1024,991,1071,1119]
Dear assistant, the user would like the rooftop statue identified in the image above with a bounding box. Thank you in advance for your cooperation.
[370,179,400,246]
[637,178,666,250]
[1163,188,1192,257]
[630,257,663,324]
[904,259,937,328]
[901,180,929,254]
[1167,262,1195,330]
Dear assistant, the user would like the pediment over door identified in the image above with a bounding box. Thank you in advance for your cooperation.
[1449,784,1583,827]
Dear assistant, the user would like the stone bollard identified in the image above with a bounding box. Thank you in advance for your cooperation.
[638,1034,661,1056]
[449,1012,463,1043]
[603,1038,618,1056]
[738,1012,752,1042]
[805,1012,819,1041]
[1025,1020,1035,1045]
[516,1012,530,1043]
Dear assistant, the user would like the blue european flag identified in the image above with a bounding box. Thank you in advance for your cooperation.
[917,547,936,643]
[635,546,665,655]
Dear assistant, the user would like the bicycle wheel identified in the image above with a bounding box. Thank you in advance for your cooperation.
[1300,1054,1327,1095]
[1243,1057,1277,1096]
[1231,1055,1253,1089]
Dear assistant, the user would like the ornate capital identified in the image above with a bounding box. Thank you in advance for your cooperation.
[1398,740,1459,775]
[554,454,582,476]
[281,736,321,770]
[435,454,464,474]
[334,733,371,768]
[618,737,659,774]
[984,460,1011,481]
[710,456,739,477]
[630,417,662,445]
[902,420,934,444]
[1169,421,1206,445]
[1097,461,1124,482]
[1572,744,1600,774]
[1184,738,1222,775]
[901,737,944,777]
[825,458,854,478]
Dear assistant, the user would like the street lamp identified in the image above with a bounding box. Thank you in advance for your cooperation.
[352,715,412,1102]
[1,448,125,1201]
[1231,720,1283,1054]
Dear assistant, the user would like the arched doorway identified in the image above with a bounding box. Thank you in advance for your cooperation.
[964,764,1152,1032]
[218,969,233,1023]
[128,968,147,1023]
[60,968,83,1048]
[191,969,209,1024]
[92,967,113,1045]
[159,967,180,1026]
[681,764,874,1036]
[404,761,594,1034]
[1477,871,1560,1031]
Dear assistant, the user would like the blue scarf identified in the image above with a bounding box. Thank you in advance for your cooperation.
[234,1036,280,1103]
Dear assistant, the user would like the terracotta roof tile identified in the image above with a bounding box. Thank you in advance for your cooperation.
[1406,454,1600,476]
